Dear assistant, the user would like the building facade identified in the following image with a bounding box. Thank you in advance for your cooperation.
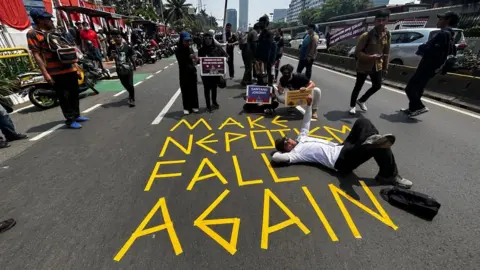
[273,9,288,22]
[239,0,248,32]
[287,0,325,23]
[226,9,238,32]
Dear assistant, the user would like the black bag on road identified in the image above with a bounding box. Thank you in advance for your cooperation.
[380,187,441,220]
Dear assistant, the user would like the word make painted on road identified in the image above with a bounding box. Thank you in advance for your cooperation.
[246,85,272,104]
[114,116,399,261]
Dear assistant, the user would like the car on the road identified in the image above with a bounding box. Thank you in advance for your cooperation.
[347,28,467,67]
[289,32,328,52]
[283,33,292,47]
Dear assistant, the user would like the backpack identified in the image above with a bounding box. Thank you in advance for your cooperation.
[39,30,78,64]
[380,187,441,220]
[439,31,458,74]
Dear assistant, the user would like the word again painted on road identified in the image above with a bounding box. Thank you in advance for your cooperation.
[113,116,398,261]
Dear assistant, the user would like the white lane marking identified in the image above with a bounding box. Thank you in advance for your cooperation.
[146,75,153,80]
[82,103,102,113]
[134,81,143,87]
[283,55,480,120]
[113,90,126,97]
[169,63,174,66]
[29,124,64,141]
[151,88,181,125]
[155,70,162,74]
[164,66,169,69]
[11,104,34,114]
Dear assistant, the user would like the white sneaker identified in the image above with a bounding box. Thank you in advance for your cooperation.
[183,110,190,115]
[349,107,356,115]
[192,108,199,113]
[356,100,368,111]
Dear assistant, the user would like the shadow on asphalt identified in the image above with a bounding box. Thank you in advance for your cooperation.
[27,120,64,133]
[18,92,95,115]
[323,110,366,124]
[380,111,421,123]
[101,99,130,108]
[271,158,391,200]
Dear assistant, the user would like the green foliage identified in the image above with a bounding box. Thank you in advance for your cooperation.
[164,0,192,24]
[0,56,32,96]
[457,49,480,71]
[299,0,372,25]
[135,6,160,21]
[327,43,354,56]
[465,26,480,37]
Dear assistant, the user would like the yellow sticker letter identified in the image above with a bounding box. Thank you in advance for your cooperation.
[194,190,240,255]
[114,197,183,261]
[144,160,185,191]
[187,158,228,190]
[329,181,398,239]
[159,135,193,157]
[170,118,212,132]
[261,189,310,249]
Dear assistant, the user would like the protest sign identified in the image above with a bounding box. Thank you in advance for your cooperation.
[246,85,272,104]
[200,57,227,76]
[285,89,312,107]
[330,19,367,45]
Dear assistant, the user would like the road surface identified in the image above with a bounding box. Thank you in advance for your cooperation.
[1,51,479,270]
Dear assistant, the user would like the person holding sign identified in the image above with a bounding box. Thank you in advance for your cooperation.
[271,95,413,189]
[175,32,200,115]
[198,32,229,112]
[277,64,321,119]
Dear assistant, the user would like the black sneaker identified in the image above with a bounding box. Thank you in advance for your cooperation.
[362,134,396,148]
[408,107,429,118]
[128,99,135,107]
[206,107,213,113]
[0,140,10,149]
[212,103,220,110]
[7,133,28,142]
[0,218,16,234]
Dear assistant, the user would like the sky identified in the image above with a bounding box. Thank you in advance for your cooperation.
[185,0,292,25]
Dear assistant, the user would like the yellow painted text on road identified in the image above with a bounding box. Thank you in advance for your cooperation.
[144,160,185,191]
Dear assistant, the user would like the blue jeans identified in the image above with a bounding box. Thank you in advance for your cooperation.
[0,104,16,140]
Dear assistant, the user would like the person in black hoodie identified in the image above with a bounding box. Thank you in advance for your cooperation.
[402,11,459,118]
[198,32,229,112]
[255,16,277,86]
[175,31,200,115]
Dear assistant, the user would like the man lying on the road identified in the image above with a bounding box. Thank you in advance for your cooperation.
[276,64,321,119]
[271,95,413,188]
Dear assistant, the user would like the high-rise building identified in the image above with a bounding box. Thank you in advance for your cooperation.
[287,0,325,23]
[239,0,249,32]
[226,9,238,32]
[273,9,288,22]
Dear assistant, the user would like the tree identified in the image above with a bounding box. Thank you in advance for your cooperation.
[164,0,193,24]
[299,8,322,25]
[135,6,160,21]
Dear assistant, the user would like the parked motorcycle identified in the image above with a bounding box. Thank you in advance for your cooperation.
[132,44,145,67]
[19,57,102,110]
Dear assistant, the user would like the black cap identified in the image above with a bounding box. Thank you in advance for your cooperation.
[437,11,460,27]
[29,9,53,21]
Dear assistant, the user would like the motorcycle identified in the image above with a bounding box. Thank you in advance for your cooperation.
[140,42,157,64]
[132,44,144,67]
[19,57,101,110]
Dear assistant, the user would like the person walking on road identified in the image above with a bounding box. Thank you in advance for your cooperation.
[271,95,413,189]
[175,32,200,115]
[276,64,321,119]
[27,9,88,129]
[349,10,391,115]
[225,23,238,80]
[296,24,319,80]
[0,103,28,148]
[402,11,459,118]
[198,32,229,112]
[108,30,137,107]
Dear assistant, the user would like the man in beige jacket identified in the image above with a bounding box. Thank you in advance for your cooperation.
[296,24,319,80]
[349,10,391,115]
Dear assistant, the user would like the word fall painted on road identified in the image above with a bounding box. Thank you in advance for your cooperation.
[113,116,399,262]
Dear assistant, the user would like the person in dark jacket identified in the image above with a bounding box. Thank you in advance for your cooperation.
[274,29,285,82]
[402,11,459,118]
[241,23,260,86]
[175,31,199,115]
[198,32,229,112]
[255,16,276,85]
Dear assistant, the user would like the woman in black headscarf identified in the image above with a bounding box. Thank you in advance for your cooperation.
[175,31,199,115]
[198,32,229,112]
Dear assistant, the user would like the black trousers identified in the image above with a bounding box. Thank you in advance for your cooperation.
[179,71,199,111]
[405,66,436,111]
[202,76,218,109]
[350,71,382,107]
[227,50,234,78]
[118,72,135,100]
[334,118,398,178]
[241,50,253,84]
[52,72,80,124]
[297,58,314,80]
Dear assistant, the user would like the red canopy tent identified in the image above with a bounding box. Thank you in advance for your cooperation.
[0,0,32,30]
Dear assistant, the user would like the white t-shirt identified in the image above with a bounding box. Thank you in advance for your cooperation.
[272,106,343,170]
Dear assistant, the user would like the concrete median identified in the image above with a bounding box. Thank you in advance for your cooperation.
[283,47,480,113]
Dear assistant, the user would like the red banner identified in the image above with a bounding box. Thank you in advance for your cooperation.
[0,0,31,30]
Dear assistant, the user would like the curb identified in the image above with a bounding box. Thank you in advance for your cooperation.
[284,53,480,114]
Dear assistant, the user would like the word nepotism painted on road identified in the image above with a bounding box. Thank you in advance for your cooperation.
[114,116,398,261]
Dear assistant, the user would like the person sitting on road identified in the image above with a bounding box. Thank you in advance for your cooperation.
[0,103,28,149]
[271,95,413,189]
[276,64,321,119]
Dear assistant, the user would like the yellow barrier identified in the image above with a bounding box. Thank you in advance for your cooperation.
[0,47,35,69]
